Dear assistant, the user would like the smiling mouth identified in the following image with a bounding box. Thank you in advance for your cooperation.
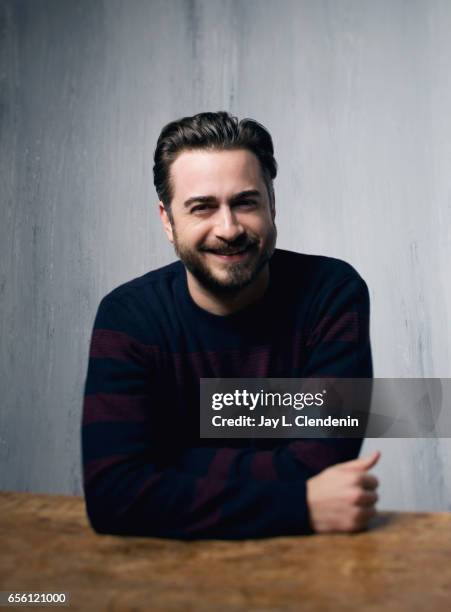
[205,245,255,260]
[204,242,257,255]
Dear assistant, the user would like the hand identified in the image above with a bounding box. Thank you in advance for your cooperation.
[306,450,380,533]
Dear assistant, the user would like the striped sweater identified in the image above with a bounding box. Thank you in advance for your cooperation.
[82,248,372,539]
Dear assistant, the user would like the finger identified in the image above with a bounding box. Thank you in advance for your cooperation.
[356,506,377,526]
[350,507,377,531]
[358,473,379,490]
[355,490,379,507]
[341,450,381,472]
[343,507,377,533]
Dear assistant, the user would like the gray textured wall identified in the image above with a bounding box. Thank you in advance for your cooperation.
[1,0,450,511]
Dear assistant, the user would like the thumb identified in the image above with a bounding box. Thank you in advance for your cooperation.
[340,450,381,471]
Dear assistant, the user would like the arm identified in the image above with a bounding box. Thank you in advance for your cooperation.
[298,273,378,532]
[82,296,310,540]
[288,273,373,473]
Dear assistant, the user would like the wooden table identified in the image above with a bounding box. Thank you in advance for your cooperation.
[0,491,450,611]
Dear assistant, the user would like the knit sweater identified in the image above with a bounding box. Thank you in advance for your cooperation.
[82,248,372,539]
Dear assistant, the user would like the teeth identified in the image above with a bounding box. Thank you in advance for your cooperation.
[206,246,250,256]
[221,248,248,256]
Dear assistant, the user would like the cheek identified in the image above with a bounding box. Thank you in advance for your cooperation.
[178,222,210,246]
[252,215,275,236]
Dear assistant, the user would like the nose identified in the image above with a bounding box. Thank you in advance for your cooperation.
[214,205,245,242]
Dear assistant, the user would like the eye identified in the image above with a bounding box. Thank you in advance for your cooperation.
[191,204,213,214]
[234,200,257,209]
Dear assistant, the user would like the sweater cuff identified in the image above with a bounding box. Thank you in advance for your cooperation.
[268,478,314,537]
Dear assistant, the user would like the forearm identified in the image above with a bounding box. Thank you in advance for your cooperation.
[176,438,363,482]
[82,433,311,540]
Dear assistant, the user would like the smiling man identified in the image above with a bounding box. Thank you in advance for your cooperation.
[82,111,380,540]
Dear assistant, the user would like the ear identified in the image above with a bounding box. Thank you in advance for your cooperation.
[159,202,174,243]
[270,198,276,221]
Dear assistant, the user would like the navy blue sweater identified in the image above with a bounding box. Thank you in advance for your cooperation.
[82,249,372,539]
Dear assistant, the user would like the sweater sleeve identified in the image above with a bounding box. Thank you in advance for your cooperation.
[302,274,372,379]
[282,273,373,472]
[82,296,311,540]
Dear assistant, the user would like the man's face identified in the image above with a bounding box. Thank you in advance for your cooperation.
[160,148,277,296]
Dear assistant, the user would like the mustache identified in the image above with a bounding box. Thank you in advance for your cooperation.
[200,237,259,256]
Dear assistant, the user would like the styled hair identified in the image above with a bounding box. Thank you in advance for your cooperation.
[153,111,277,213]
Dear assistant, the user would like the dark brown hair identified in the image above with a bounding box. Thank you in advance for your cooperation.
[153,111,277,212]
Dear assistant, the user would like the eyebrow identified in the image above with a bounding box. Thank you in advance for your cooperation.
[183,189,262,208]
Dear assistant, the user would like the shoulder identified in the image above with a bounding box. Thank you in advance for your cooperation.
[271,248,367,290]
[270,249,370,320]
[93,260,184,335]
[103,259,183,303]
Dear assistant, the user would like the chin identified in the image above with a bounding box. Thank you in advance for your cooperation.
[198,260,266,295]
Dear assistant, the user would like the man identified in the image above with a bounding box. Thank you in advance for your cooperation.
[82,111,379,540]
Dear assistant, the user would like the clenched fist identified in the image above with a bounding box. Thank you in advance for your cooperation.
[306,450,380,533]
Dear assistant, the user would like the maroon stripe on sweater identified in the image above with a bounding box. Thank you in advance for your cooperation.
[208,448,241,480]
[250,451,278,481]
[291,331,306,372]
[134,467,224,535]
[173,345,276,379]
[84,454,130,486]
[90,332,305,382]
[83,393,150,425]
[90,329,160,366]
[183,448,240,533]
[194,449,238,499]
[307,312,359,346]
[131,471,164,503]
[183,508,222,534]
[184,475,225,533]
[288,440,343,472]
[240,346,271,377]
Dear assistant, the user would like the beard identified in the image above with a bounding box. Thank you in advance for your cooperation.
[172,222,277,297]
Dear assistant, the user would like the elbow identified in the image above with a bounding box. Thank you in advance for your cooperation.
[84,494,116,535]
[83,487,129,536]
[83,485,165,538]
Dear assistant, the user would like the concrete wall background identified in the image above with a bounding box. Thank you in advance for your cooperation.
[1,0,450,511]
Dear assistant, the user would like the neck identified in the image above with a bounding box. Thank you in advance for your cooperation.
[186,265,270,316]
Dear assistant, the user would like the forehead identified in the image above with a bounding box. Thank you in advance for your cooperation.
[169,148,264,201]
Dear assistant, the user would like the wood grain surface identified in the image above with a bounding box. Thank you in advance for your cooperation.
[0,491,450,611]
